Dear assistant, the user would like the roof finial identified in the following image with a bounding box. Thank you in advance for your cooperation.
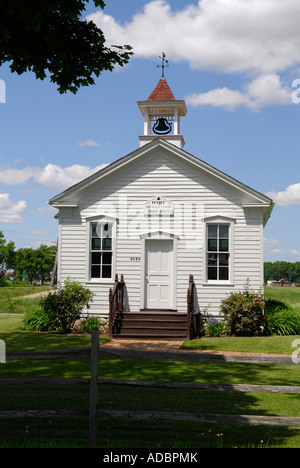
[157,52,169,78]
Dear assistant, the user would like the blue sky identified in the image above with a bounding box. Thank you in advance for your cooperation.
[0,0,300,262]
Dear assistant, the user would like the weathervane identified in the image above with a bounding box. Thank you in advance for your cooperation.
[157,52,169,78]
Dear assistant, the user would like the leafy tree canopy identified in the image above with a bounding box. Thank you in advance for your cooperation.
[0,231,16,271]
[264,261,300,284]
[0,0,133,93]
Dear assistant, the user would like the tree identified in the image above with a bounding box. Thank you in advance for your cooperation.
[35,245,57,285]
[15,245,56,284]
[264,261,300,283]
[15,248,38,284]
[0,1,133,94]
[0,231,16,272]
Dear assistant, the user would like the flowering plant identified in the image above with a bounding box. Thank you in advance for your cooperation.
[39,277,95,333]
[204,317,225,337]
[220,282,265,336]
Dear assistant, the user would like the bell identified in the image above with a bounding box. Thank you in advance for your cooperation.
[153,117,172,135]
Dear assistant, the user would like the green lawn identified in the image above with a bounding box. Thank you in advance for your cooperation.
[181,335,300,354]
[0,284,54,315]
[1,286,300,448]
[0,284,52,300]
[0,314,300,448]
[265,286,300,314]
[183,286,300,353]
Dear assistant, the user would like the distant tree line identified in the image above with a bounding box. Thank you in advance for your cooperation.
[0,231,56,285]
[264,261,300,284]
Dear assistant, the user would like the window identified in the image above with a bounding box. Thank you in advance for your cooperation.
[90,222,113,279]
[207,224,229,281]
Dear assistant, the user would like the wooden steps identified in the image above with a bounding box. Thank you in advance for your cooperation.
[112,310,188,339]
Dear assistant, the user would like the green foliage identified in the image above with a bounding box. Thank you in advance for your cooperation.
[22,306,57,332]
[204,317,225,337]
[15,245,56,284]
[264,298,288,314]
[266,309,300,335]
[264,286,300,315]
[220,289,300,337]
[264,261,300,283]
[39,278,95,333]
[0,271,9,287]
[0,1,133,94]
[220,283,266,336]
[0,230,16,279]
[264,298,300,335]
[80,315,107,334]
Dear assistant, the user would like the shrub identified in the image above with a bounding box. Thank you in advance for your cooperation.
[265,298,288,315]
[204,317,225,337]
[22,306,57,332]
[80,316,108,334]
[39,278,95,333]
[266,309,300,335]
[80,316,101,333]
[264,298,300,335]
[220,283,266,336]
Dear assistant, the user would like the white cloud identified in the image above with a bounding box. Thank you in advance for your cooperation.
[264,238,280,247]
[0,193,27,223]
[37,205,58,217]
[86,0,300,75]
[270,248,285,255]
[77,139,101,147]
[0,167,33,185]
[185,74,291,111]
[34,163,108,189]
[0,163,108,190]
[32,229,50,236]
[290,249,300,257]
[266,183,300,206]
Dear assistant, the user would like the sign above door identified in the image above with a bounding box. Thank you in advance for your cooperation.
[144,196,174,216]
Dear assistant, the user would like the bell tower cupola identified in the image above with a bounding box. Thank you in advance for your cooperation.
[137,55,187,148]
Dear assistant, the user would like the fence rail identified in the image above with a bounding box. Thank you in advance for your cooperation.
[2,331,300,447]
[1,330,100,447]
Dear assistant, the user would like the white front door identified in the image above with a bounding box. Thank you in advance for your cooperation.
[145,240,173,309]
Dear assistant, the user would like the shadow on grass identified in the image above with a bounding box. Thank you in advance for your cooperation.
[0,329,109,353]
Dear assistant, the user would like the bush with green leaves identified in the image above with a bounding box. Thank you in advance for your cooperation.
[264,298,300,335]
[220,283,266,336]
[80,316,107,334]
[39,278,95,333]
[266,309,300,335]
[22,305,57,332]
[204,317,225,337]
[264,298,288,315]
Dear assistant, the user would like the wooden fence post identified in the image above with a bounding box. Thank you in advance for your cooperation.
[89,329,99,447]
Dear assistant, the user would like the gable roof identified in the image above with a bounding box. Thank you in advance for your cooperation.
[48,138,274,224]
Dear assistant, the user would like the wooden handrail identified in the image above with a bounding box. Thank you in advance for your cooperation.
[187,274,194,340]
[187,274,201,340]
[109,274,125,337]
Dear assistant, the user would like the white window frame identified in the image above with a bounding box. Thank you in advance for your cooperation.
[203,216,235,286]
[85,216,117,283]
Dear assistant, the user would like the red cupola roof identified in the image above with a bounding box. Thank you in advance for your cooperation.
[147,78,176,102]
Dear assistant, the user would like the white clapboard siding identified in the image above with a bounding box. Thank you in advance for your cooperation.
[56,145,267,317]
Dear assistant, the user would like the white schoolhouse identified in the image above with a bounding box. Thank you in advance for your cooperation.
[48,77,274,339]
